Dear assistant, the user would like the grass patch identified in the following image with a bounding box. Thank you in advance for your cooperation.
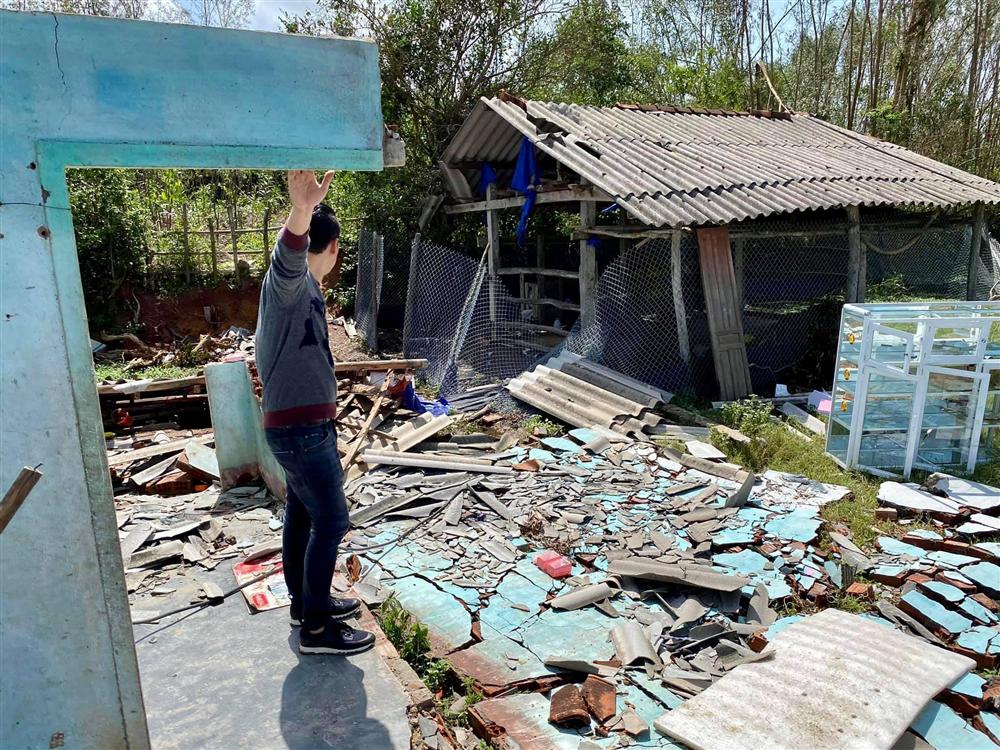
[520,414,564,439]
[94,362,202,382]
[706,421,898,549]
[377,595,483,729]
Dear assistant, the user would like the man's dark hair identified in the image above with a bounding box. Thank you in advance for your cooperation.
[308,203,341,254]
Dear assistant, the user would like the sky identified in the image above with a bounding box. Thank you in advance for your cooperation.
[249,0,315,31]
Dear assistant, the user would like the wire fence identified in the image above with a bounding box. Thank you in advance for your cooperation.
[557,234,709,395]
[354,229,383,351]
[399,212,998,403]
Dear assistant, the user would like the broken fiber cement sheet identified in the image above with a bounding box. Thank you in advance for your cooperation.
[654,609,974,750]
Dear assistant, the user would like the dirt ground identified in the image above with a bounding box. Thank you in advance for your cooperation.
[126,281,369,362]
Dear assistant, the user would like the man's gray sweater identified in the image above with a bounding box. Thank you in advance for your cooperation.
[255,228,337,428]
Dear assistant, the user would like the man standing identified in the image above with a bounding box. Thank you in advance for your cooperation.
[256,169,374,655]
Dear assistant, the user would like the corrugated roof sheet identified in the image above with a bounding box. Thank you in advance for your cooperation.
[440,98,1000,227]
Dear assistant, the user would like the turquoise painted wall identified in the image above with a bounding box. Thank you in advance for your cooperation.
[0,11,382,748]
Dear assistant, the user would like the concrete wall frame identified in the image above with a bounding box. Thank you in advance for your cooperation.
[0,11,384,748]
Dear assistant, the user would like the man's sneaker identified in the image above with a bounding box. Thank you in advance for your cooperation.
[299,621,376,655]
[289,596,360,626]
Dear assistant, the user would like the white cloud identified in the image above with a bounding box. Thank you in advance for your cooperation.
[251,0,314,31]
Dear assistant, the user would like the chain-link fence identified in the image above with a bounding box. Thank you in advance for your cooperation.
[737,218,850,394]
[557,234,710,395]
[402,236,550,402]
[400,211,997,403]
[402,237,483,386]
[354,229,383,351]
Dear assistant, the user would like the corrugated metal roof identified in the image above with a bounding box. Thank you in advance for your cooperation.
[440,98,1000,227]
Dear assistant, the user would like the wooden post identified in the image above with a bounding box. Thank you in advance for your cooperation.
[0,466,42,534]
[262,207,271,271]
[846,205,863,303]
[968,202,986,300]
[485,184,500,321]
[697,227,752,400]
[579,200,597,329]
[402,233,421,347]
[671,230,691,366]
[228,202,239,284]
[181,203,191,283]
[732,235,744,312]
[208,218,218,278]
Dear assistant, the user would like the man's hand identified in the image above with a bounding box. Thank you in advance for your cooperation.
[286,170,335,236]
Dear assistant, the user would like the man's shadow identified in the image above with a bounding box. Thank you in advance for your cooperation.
[279,632,395,750]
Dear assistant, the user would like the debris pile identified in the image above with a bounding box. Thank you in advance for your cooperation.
[343,419,1000,749]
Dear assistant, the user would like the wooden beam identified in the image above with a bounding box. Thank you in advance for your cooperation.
[501,321,569,337]
[697,227,752,400]
[670,230,691,366]
[511,297,580,311]
[497,267,579,279]
[846,205,863,303]
[486,184,501,321]
[968,202,986,300]
[443,186,612,215]
[579,200,597,329]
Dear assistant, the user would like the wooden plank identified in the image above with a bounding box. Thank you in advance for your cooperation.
[443,186,612,215]
[340,376,391,469]
[579,200,597,329]
[0,466,42,534]
[107,434,213,466]
[670,230,691,366]
[486,184,500,321]
[511,297,580,311]
[696,227,751,400]
[497,267,578,279]
[968,202,985,300]
[335,358,427,374]
[97,375,205,396]
[846,205,862,303]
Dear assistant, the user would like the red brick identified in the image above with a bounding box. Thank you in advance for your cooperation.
[875,507,898,521]
[549,685,591,728]
[972,592,999,612]
[580,675,616,723]
[846,582,873,601]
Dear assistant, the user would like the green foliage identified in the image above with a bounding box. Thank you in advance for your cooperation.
[522,414,564,438]
[423,659,451,692]
[94,362,202,382]
[378,595,432,670]
[718,395,772,438]
[67,169,148,331]
[865,274,911,302]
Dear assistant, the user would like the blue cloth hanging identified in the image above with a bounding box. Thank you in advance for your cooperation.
[510,137,539,247]
[477,163,497,197]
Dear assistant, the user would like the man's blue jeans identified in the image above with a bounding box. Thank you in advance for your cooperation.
[264,420,349,630]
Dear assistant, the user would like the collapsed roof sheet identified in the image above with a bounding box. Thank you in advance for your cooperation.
[653,608,974,750]
[441,98,1000,227]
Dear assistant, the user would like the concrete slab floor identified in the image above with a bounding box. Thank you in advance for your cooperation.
[133,567,412,750]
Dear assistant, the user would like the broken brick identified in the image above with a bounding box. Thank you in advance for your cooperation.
[907,572,934,585]
[845,582,873,601]
[872,569,909,587]
[747,631,769,653]
[807,582,829,605]
[875,507,898,521]
[901,532,939,550]
[934,572,977,593]
[972,592,999,612]
[549,685,591,728]
[580,675,616,723]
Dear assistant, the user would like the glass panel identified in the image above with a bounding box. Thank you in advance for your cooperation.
[926,325,981,359]
[855,371,916,470]
[868,325,911,371]
[913,370,982,470]
[979,368,1000,466]
[986,322,1000,361]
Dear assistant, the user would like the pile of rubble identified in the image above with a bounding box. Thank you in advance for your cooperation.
[109,353,1000,750]
[342,422,1000,749]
